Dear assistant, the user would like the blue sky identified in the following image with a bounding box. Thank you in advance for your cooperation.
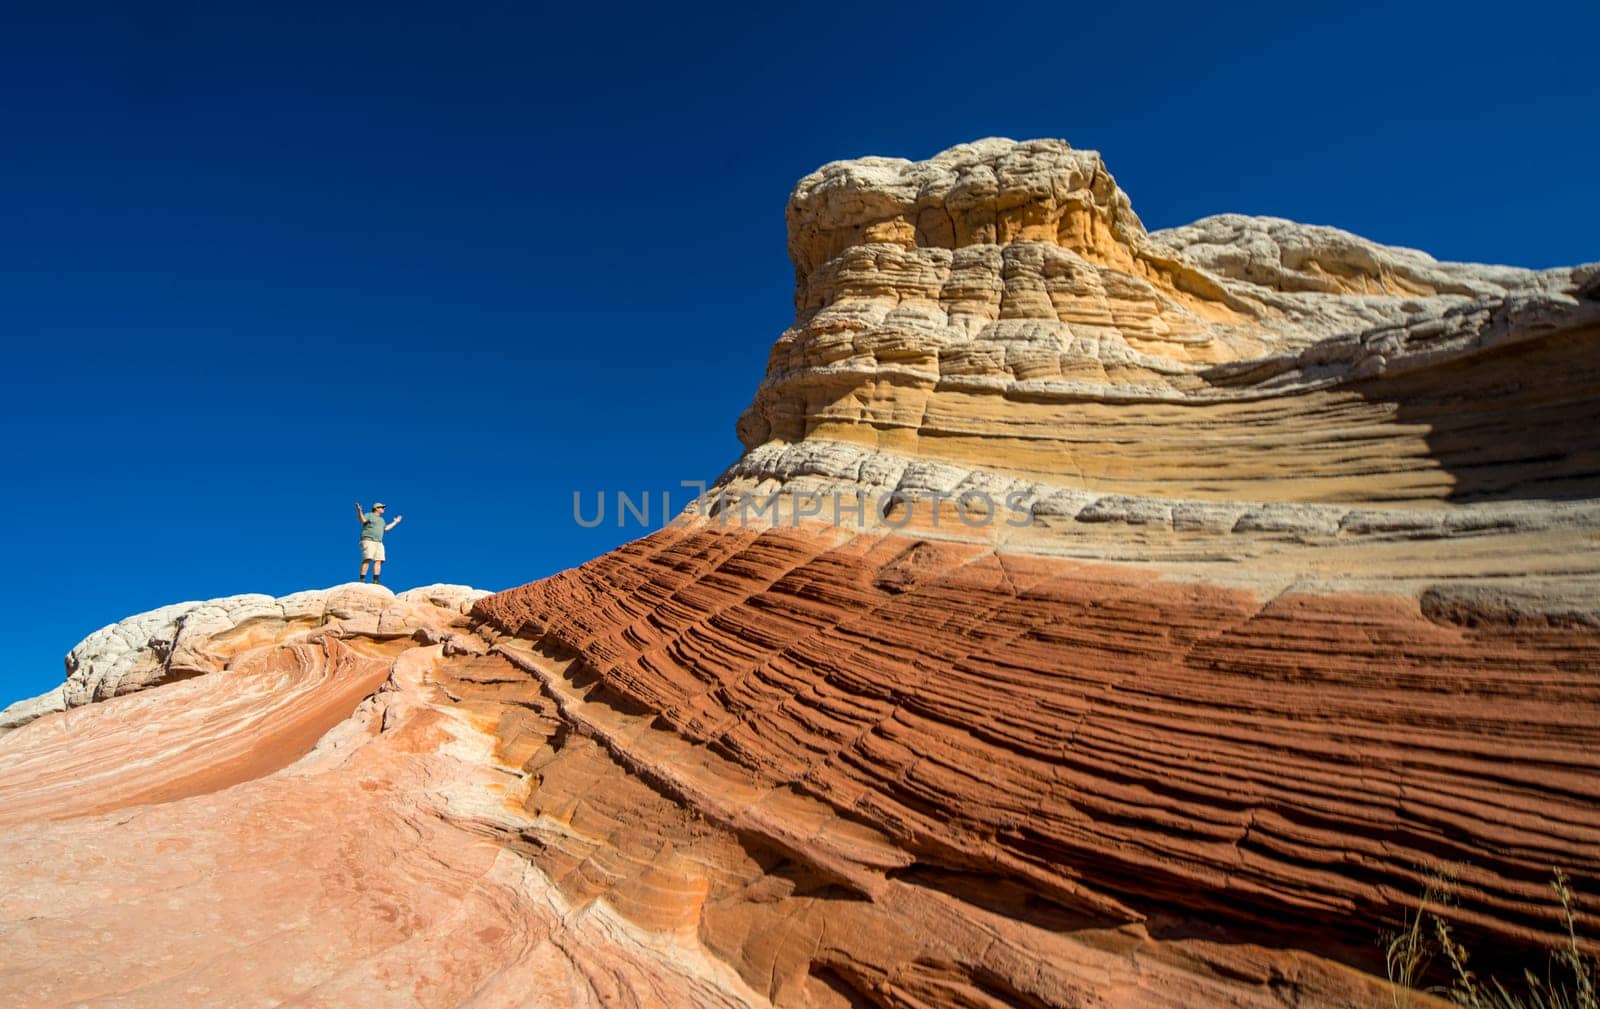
[1,1,1596,704]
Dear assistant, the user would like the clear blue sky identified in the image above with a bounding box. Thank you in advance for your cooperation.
[2,1,1596,705]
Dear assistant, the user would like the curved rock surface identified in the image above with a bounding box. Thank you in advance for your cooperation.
[472,525,1599,1003]
[1,138,1596,1008]
[1,621,766,1008]
[0,583,489,731]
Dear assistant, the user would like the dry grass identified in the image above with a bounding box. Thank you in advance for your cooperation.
[1385,870,1596,1009]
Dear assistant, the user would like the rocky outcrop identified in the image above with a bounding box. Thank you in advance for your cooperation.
[0,583,488,729]
[740,139,1599,508]
[1,139,1595,1009]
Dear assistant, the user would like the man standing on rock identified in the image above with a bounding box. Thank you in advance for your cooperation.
[354,501,402,585]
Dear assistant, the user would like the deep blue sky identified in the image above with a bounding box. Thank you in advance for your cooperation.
[2,1,1596,704]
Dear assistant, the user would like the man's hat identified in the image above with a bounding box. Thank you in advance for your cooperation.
[372,502,386,509]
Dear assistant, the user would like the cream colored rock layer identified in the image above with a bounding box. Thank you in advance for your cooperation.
[740,138,1600,507]
[700,442,1600,612]
[0,583,489,733]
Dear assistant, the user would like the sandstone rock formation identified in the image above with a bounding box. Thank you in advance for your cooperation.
[0,583,489,732]
[741,139,1597,508]
[2,139,1595,1009]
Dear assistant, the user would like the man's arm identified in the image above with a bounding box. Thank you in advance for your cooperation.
[385,515,403,531]
[355,502,366,522]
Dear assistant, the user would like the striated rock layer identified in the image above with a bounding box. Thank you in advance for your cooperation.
[739,138,1599,509]
[2,139,1597,1008]
[0,598,769,1008]
[0,583,489,732]
[471,524,1599,1006]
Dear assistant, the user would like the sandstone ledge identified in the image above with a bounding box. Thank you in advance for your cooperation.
[0,582,489,733]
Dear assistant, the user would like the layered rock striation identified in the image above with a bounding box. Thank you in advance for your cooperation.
[0,583,488,732]
[739,139,1599,510]
[2,139,1596,1009]
[471,525,1599,1006]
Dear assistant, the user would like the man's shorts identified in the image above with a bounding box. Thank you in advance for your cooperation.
[360,540,386,562]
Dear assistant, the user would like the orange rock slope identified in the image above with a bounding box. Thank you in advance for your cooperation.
[2,139,1597,1008]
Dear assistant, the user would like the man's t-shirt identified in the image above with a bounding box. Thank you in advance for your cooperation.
[361,513,386,542]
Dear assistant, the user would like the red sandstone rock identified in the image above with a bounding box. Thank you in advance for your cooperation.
[2,139,1597,1008]
[469,526,1600,997]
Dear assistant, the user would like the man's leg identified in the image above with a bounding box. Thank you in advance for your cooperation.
[372,559,382,585]
[358,559,369,582]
